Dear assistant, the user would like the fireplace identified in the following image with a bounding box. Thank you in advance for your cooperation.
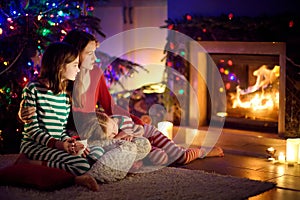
[188,41,286,135]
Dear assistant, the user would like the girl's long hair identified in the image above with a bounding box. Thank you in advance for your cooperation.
[39,42,78,94]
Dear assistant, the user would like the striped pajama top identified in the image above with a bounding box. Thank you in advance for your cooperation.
[111,115,144,137]
[22,81,70,145]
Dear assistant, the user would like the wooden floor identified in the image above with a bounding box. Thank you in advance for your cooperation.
[174,127,300,199]
[180,153,300,199]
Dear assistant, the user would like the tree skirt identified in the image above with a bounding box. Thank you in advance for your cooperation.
[0,154,276,200]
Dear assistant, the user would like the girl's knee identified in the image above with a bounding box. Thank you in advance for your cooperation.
[133,137,151,153]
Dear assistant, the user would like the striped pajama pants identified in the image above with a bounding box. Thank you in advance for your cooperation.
[143,124,203,166]
[20,141,104,176]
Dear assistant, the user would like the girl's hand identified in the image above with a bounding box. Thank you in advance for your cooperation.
[122,135,133,142]
[81,146,90,158]
[113,131,128,139]
[18,100,36,123]
[62,138,84,155]
[114,131,133,141]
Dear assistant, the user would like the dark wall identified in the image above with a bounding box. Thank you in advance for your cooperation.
[168,0,299,19]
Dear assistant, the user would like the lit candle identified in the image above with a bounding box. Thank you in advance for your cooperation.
[157,121,173,139]
[298,144,300,164]
[267,147,275,153]
[278,152,285,163]
[286,138,300,163]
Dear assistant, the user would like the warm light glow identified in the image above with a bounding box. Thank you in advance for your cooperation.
[157,121,173,139]
[286,138,300,163]
[143,83,166,94]
[216,112,227,117]
[267,147,275,153]
[61,29,67,35]
[278,152,285,163]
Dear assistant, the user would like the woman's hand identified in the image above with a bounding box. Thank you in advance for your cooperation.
[18,99,35,123]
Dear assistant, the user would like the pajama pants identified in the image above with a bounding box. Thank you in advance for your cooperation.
[88,138,150,183]
[143,124,203,166]
[20,141,104,176]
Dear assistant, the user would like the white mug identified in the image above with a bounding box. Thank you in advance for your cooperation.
[76,139,88,156]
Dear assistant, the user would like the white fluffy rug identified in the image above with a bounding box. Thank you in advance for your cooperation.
[0,155,276,200]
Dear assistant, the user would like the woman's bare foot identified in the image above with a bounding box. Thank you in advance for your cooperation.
[75,174,99,192]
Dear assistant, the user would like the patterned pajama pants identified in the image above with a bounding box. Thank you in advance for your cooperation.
[88,138,150,183]
[143,124,203,166]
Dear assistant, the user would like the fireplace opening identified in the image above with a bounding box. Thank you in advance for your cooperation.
[188,41,286,135]
[211,54,280,133]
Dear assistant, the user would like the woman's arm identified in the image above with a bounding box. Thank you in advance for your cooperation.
[18,99,35,123]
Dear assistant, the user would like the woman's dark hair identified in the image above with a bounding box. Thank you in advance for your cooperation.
[62,29,97,53]
[39,42,79,94]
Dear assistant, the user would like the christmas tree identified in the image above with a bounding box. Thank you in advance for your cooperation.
[0,0,145,153]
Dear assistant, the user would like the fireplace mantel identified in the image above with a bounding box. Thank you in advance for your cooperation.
[188,41,286,135]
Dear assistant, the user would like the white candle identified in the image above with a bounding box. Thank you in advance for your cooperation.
[278,152,285,163]
[267,147,275,153]
[286,138,300,163]
[157,121,173,139]
[298,144,300,164]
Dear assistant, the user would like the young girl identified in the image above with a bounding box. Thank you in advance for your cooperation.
[91,111,223,166]
[19,42,104,191]
[19,32,141,186]
[80,111,150,163]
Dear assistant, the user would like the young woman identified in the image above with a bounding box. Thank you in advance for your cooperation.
[62,30,151,180]
[91,111,223,166]
[19,42,104,191]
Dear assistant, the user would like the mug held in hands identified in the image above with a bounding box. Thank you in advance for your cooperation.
[76,139,88,156]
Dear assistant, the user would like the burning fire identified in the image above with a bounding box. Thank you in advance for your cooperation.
[230,65,280,110]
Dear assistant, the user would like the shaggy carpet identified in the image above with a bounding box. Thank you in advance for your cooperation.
[0,154,276,200]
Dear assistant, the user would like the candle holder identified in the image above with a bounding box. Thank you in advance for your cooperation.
[266,147,276,161]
